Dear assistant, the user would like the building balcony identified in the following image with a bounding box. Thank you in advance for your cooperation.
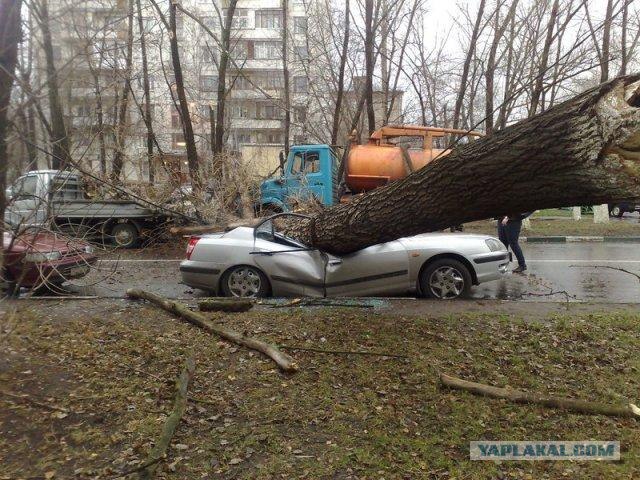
[230,118,283,129]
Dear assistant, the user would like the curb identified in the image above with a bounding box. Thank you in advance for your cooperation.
[522,236,640,243]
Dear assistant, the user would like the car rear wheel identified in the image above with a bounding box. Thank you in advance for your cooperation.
[420,258,472,300]
[221,266,270,298]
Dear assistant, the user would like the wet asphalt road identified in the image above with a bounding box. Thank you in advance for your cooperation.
[61,242,640,303]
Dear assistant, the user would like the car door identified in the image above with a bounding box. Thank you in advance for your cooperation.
[251,219,326,297]
[5,175,48,228]
[324,240,411,297]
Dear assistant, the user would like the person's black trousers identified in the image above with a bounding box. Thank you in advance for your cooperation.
[498,220,526,268]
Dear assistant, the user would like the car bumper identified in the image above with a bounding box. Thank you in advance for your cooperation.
[471,251,511,284]
[180,260,222,292]
[11,254,97,287]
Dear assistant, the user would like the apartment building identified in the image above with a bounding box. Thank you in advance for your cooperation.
[34,0,403,183]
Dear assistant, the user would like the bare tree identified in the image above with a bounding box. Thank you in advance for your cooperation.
[364,0,376,135]
[330,0,350,145]
[214,0,238,156]
[33,0,71,169]
[282,0,291,156]
[136,0,155,183]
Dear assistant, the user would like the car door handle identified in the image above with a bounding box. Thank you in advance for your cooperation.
[328,260,342,266]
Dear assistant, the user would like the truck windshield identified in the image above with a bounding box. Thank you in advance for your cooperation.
[14,176,38,198]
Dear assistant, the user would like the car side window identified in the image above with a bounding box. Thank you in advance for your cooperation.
[304,152,320,173]
[15,176,38,198]
[291,152,304,174]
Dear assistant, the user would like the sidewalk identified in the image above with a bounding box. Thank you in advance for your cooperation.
[522,235,640,243]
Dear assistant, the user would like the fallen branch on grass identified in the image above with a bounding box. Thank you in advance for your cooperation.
[126,289,298,373]
[280,345,407,359]
[0,389,69,413]
[198,298,254,313]
[138,355,195,480]
[440,373,640,419]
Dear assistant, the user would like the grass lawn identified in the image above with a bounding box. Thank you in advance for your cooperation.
[464,217,640,237]
[1,301,639,479]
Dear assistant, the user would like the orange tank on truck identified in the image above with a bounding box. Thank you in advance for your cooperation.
[258,125,483,212]
[345,125,483,194]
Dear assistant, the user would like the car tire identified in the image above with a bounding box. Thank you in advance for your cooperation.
[609,205,623,218]
[220,265,270,298]
[110,223,139,248]
[420,258,472,300]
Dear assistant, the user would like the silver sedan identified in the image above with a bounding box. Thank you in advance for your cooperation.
[180,214,510,299]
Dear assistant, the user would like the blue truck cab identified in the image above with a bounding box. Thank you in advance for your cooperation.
[259,144,339,212]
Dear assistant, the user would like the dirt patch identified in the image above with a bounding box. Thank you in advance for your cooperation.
[1,299,639,479]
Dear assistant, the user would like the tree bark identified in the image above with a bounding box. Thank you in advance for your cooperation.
[126,289,298,372]
[452,0,486,130]
[214,0,238,156]
[282,0,290,157]
[136,0,155,183]
[0,0,22,284]
[35,0,71,170]
[286,75,640,254]
[330,0,349,146]
[440,373,640,419]
[112,0,135,183]
[364,0,375,135]
[529,0,559,117]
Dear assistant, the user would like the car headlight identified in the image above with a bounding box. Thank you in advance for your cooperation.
[24,251,62,262]
[485,238,505,252]
[84,245,94,254]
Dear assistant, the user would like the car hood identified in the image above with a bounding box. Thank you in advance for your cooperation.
[398,232,502,250]
[3,231,87,254]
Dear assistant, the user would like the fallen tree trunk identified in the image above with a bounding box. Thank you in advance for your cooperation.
[440,373,640,419]
[139,355,194,480]
[198,298,254,312]
[286,75,640,254]
[126,289,298,372]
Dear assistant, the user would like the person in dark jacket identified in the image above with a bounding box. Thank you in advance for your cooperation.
[497,212,532,273]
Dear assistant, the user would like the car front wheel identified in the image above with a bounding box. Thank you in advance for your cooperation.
[221,266,270,298]
[420,258,472,300]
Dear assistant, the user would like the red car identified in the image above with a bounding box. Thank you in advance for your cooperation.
[2,230,97,290]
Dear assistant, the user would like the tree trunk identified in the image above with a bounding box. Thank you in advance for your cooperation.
[168,2,200,189]
[330,0,349,146]
[600,0,614,83]
[214,0,238,156]
[286,75,640,254]
[136,0,155,183]
[364,0,375,135]
[452,0,486,130]
[282,0,290,157]
[0,0,22,282]
[36,0,71,170]
[529,0,559,117]
[112,0,135,183]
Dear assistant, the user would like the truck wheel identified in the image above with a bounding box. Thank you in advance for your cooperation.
[110,223,139,248]
[609,205,623,218]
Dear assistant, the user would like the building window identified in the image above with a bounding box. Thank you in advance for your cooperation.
[236,132,251,144]
[172,132,186,149]
[255,41,281,60]
[172,109,181,128]
[255,9,282,29]
[201,16,217,30]
[199,75,218,92]
[295,45,309,60]
[258,104,283,120]
[233,75,252,90]
[200,45,217,64]
[231,103,250,118]
[262,72,284,89]
[293,17,307,34]
[223,8,248,28]
[293,76,308,93]
[75,103,92,117]
[294,106,307,122]
[230,41,248,61]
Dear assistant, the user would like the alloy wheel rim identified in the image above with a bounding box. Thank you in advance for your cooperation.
[228,267,261,297]
[429,266,464,299]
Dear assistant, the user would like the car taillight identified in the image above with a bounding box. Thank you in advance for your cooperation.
[185,236,200,260]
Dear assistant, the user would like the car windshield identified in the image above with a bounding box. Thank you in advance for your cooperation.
[255,215,309,249]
